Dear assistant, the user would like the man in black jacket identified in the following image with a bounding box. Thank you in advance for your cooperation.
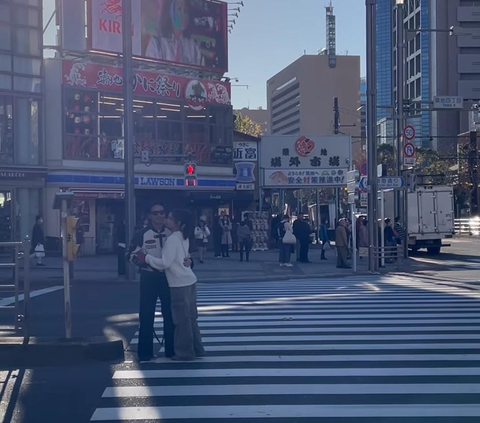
[293,215,311,263]
[128,203,174,362]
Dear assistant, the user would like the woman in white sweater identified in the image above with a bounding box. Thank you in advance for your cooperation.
[136,209,204,361]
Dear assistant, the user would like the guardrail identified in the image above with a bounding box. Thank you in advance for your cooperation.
[0,237,31,344]
[454,218,480,236]
[371,244,405,271]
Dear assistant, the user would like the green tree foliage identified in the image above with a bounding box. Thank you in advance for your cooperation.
[377,143,395,175]
[234,112,262,137]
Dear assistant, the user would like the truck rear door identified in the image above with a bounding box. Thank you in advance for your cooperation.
[435,189,454,235]
[418,191,436,234]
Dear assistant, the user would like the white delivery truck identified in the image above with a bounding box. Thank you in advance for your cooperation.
[407,185,454,254]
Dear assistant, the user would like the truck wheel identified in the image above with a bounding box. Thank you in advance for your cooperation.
[427,246,441,255]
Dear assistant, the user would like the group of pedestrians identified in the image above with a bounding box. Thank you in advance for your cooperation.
[128,203,204,363]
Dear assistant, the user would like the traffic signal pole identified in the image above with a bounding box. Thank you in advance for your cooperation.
[396,0,405,226]
[122,0,136,281]
[366,0,378,272]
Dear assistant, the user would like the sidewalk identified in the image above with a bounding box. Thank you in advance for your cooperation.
[18,247,371,285]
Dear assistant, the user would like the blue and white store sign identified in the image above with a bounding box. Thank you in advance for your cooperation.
[233,141,258,191]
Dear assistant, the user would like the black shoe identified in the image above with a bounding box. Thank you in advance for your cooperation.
[321,257,327,261]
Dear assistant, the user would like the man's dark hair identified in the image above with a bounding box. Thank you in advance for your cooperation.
[395,216,400,223]
[149,202,166,213]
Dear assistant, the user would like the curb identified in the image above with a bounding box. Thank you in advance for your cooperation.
[0,337,124,368]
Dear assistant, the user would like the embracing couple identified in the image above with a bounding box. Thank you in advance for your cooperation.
[129,202,204,362]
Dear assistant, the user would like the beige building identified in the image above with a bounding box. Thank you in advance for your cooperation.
[267,54,362,164]
[235,107,268,135]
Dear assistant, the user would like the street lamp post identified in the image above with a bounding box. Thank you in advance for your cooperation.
[366,0,378,272]
[122,0,136,281]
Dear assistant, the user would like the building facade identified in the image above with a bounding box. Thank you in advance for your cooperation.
[42,0,234,255]
[266,55,361,164]
[0,0,44,243]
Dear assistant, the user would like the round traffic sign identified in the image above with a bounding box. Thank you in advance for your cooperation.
[403,125,416,141]
[404,142,415,158]
[360,162,367,176]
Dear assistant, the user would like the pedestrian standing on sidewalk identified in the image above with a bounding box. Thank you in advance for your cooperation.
[335,219,351,269]
[31,215,45,266]
[194,218,210,263]
[319,218,330,260]
[293,214,311,263]
[137,209,204,362]
[278,215,295,267]
[358,219,369,259]
[237,219,252,262]
[128,203,175,362]
[231,216,239,252]
[220,212,232,258]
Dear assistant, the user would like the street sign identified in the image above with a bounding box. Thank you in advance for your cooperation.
[403,125,416,141]
[359,176,369,193]
[404,142,416,167]
[378,177,405,190]
[359,177,405,191]
[433,96,463,110]
[360,162,367,176]
[360,192,368,207]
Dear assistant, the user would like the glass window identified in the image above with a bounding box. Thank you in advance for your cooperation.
[13,76,41,92]
[0,73,11,89]
[14,6,39,27]
[156,101,183,142]
[185,107,207,143]
[15,28,40,56]
[0,95,13,164]
[133,99,155,140]
[16,0,39,6]
[156,101,182,120]
[0,5,10,22]
[99,94,123,138]
[15,187,40,242]
[0,25,11,50]
[209,106,232,146]
[13,57,41,75]
[14,98,39,165]
[0,54,11,72]
[65,89,98,136]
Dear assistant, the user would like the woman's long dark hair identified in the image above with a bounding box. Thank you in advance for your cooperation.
[171,209,194,240]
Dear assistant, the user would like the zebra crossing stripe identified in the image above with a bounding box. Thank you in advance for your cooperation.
[91,404,480,421]
[102,383,480,398]
[112,367,480,379]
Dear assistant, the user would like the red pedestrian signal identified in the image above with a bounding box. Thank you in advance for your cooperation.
[184,162,197,187]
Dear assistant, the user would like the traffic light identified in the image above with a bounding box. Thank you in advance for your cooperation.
[66,216,80,261]
[184,162,197,187]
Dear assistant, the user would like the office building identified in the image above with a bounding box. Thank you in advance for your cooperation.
[267,54,361,163]
[0,0,44,242]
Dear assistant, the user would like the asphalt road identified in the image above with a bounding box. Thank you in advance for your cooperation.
[2,238,480,422]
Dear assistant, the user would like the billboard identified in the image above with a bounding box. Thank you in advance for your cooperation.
[260,135,351,188]
[88,0,228,72]
[62,60,231,106]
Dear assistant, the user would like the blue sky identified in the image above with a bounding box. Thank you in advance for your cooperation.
[43,0,366,109]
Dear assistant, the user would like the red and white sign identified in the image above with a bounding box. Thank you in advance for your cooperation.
[404,143,415,158]
[294,136,316,157]
[403,125,416,141]
[62,60,231,107]
[404,142,416,167]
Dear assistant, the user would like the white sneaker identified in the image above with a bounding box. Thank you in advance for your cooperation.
[286,263,294,267]
[279,263,285,267]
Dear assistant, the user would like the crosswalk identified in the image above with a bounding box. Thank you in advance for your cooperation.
[91,276,480,422]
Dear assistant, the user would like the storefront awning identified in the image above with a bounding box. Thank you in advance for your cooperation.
[71,189,124,200]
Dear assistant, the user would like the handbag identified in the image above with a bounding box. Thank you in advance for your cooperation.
[282,230,296,245]
[322,242,331,251]
[34,243,45,258]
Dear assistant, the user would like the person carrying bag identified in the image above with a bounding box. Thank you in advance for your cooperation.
[278,215,295,267]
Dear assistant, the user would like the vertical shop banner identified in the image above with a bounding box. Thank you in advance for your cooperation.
[234,141,258,190]
[88,0,228,72]
[260,135,351,188]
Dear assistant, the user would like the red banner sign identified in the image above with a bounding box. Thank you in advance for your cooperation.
[62,60,231,106]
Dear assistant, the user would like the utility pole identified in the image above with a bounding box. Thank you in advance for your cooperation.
[122,0,136,281]
[469,109,479,216]
[395,0,405,221]
[366,0,378,272]
[334,97,340,134]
